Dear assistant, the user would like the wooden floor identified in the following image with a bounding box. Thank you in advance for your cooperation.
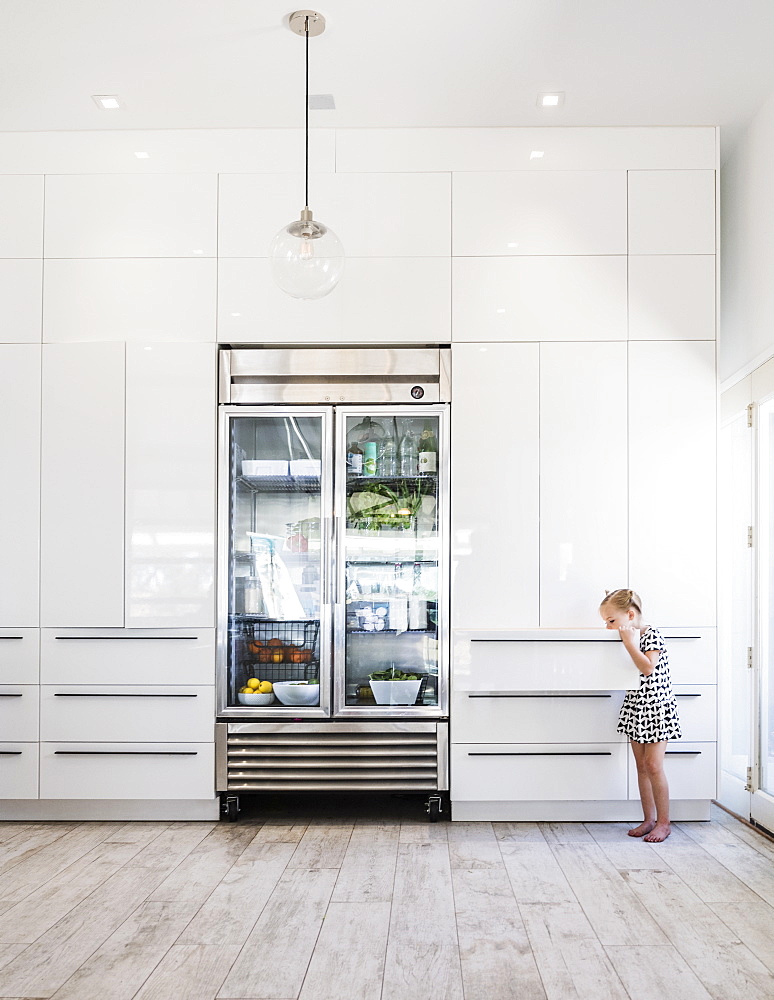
[0,800,773,1000]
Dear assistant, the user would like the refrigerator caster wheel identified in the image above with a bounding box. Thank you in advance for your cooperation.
[222,795,240,822]
[426,794,443,823]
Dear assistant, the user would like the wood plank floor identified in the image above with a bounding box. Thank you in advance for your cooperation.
[0,801,772,1000]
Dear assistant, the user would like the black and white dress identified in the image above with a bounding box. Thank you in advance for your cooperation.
[617,626,681,743]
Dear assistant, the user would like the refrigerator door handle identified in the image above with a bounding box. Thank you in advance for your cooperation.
[333,515,343,605]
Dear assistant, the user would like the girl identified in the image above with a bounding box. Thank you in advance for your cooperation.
[600,589,681,842]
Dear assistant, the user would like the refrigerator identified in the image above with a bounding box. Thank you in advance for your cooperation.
[215,347,450,820]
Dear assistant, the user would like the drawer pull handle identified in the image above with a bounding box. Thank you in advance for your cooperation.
[0,637,24,640]
[53,693,198,698]
[675,694,701,698]
[467,693,612,699]
[665,751,702,755]
[467,751,612,757]
[0,693,23,697]
[53,636,200,641]
[0,751,23,755]
[53,751,198,756]
[470,637,701,642]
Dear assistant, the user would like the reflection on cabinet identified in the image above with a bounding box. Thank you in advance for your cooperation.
[40,342,125,628]
[0,346,40,626]
[451,343,539,629]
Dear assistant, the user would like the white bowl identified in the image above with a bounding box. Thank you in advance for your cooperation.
[273,681,320,706]
[238,691,275,706]
[369,679,422,705]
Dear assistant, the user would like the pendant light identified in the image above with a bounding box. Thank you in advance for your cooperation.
[269,10,344,300]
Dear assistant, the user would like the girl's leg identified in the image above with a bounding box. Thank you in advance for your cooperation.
[628,740,657,837]
[640,741,670,842]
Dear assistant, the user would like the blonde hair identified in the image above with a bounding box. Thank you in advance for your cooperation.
[600,588,642,615]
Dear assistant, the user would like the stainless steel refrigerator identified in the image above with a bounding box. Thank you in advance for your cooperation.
[215,347,450,820]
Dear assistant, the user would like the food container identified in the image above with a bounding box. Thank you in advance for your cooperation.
[237,691,275,706]
[273,681,320,706]
[369,679,422,705]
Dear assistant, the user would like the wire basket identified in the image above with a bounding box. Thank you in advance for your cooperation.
[237,618,320,684]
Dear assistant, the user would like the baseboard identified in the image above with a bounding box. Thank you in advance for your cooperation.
[451,799,712,821]
[0,799,220,821]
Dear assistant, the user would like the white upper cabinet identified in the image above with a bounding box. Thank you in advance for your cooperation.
[451,343,539,629]
[628,255,716,340]
[218,173,451,258]
[0,176,43,258]
[43,175,217,258]
[452,256,626,341]
[41,343,125,628]
[217,256,450,344]
[125,343,216,627]
[628,341,716,627]
[0,346,41,626]
[0,260,43,343]
[452,171,627,256]
[628,170,716,254]
[540,343,628,625]
[42,258,217,342]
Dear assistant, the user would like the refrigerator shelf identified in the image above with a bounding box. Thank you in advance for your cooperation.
[347,474,437,487]
[237,474,320,494]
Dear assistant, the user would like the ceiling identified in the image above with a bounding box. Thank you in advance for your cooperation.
[1,0,772,155]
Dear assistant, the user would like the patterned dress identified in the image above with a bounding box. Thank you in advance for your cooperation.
[617,626,681,743]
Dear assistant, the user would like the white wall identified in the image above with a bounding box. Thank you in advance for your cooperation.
[721,91,774,383]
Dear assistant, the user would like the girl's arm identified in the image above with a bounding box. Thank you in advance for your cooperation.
[618,626,660,676]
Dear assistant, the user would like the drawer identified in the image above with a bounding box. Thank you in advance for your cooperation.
[0,743,39,799]
[452,628,716,691]
[41,628,215,684]
[451,742,628,801]
[0,629,39,684]
[627,741,716,800]
[673,686,716,742]
[452,690,626,743]
[40,742,215,799]
[40,686,214,742]
[0,685,39,741]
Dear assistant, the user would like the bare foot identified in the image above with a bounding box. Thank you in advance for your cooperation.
[643,822,671,843]
[628,820,656,838]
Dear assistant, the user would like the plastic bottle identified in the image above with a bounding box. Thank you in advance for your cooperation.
[399,427,419,476]
[379,436,398,477]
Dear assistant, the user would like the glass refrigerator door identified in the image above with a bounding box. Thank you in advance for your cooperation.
[335,407,447,717]
[218,407,332,717]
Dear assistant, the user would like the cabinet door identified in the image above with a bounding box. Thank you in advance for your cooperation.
[540,342,627,625]
[451,343,539,628]
[0,345,40,625]
[125,343,216,627]
[41,343,125,627]
[628,341,716,626]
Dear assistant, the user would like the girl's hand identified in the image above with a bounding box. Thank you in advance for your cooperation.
[618,625,639,646]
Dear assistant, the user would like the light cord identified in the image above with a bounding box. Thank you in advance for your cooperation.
[305,15,309,208]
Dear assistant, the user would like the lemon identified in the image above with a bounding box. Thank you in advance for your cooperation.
[246,678,260,690]
[258,680,273,694]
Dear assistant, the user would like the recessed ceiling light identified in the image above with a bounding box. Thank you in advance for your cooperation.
[134,152,149,159]
[530,150,544,160]
[308,94,335,110]
[537,92,564,108]
[92,94,124,110]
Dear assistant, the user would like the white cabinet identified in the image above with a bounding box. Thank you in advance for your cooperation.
[673,686,717,741]
[0,345,41,625]
[0,630,39,684]
[40,686,214,743]
[0,175,44,258]
[628,256,716,340]
[125,343,216,627]
[39,742,215,799]
[451,343,539,629]
[628,742,716,799]
[452,743,628,802]
[0,686,39,741]
[40,342,125,628]
[540,343,628,625]
[628,341,717,626]
[0,744,39,799]
[452,171,627,255]
[628,170,716,254]
[0,259,43,343]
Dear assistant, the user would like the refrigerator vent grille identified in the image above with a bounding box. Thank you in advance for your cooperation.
[223,731,439,791]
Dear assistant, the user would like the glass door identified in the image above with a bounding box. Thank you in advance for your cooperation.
[334,406,448,717]
[755,391,774,830]
[217,407,332,718]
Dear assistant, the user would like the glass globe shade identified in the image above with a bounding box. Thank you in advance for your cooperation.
[269,221,345,300]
